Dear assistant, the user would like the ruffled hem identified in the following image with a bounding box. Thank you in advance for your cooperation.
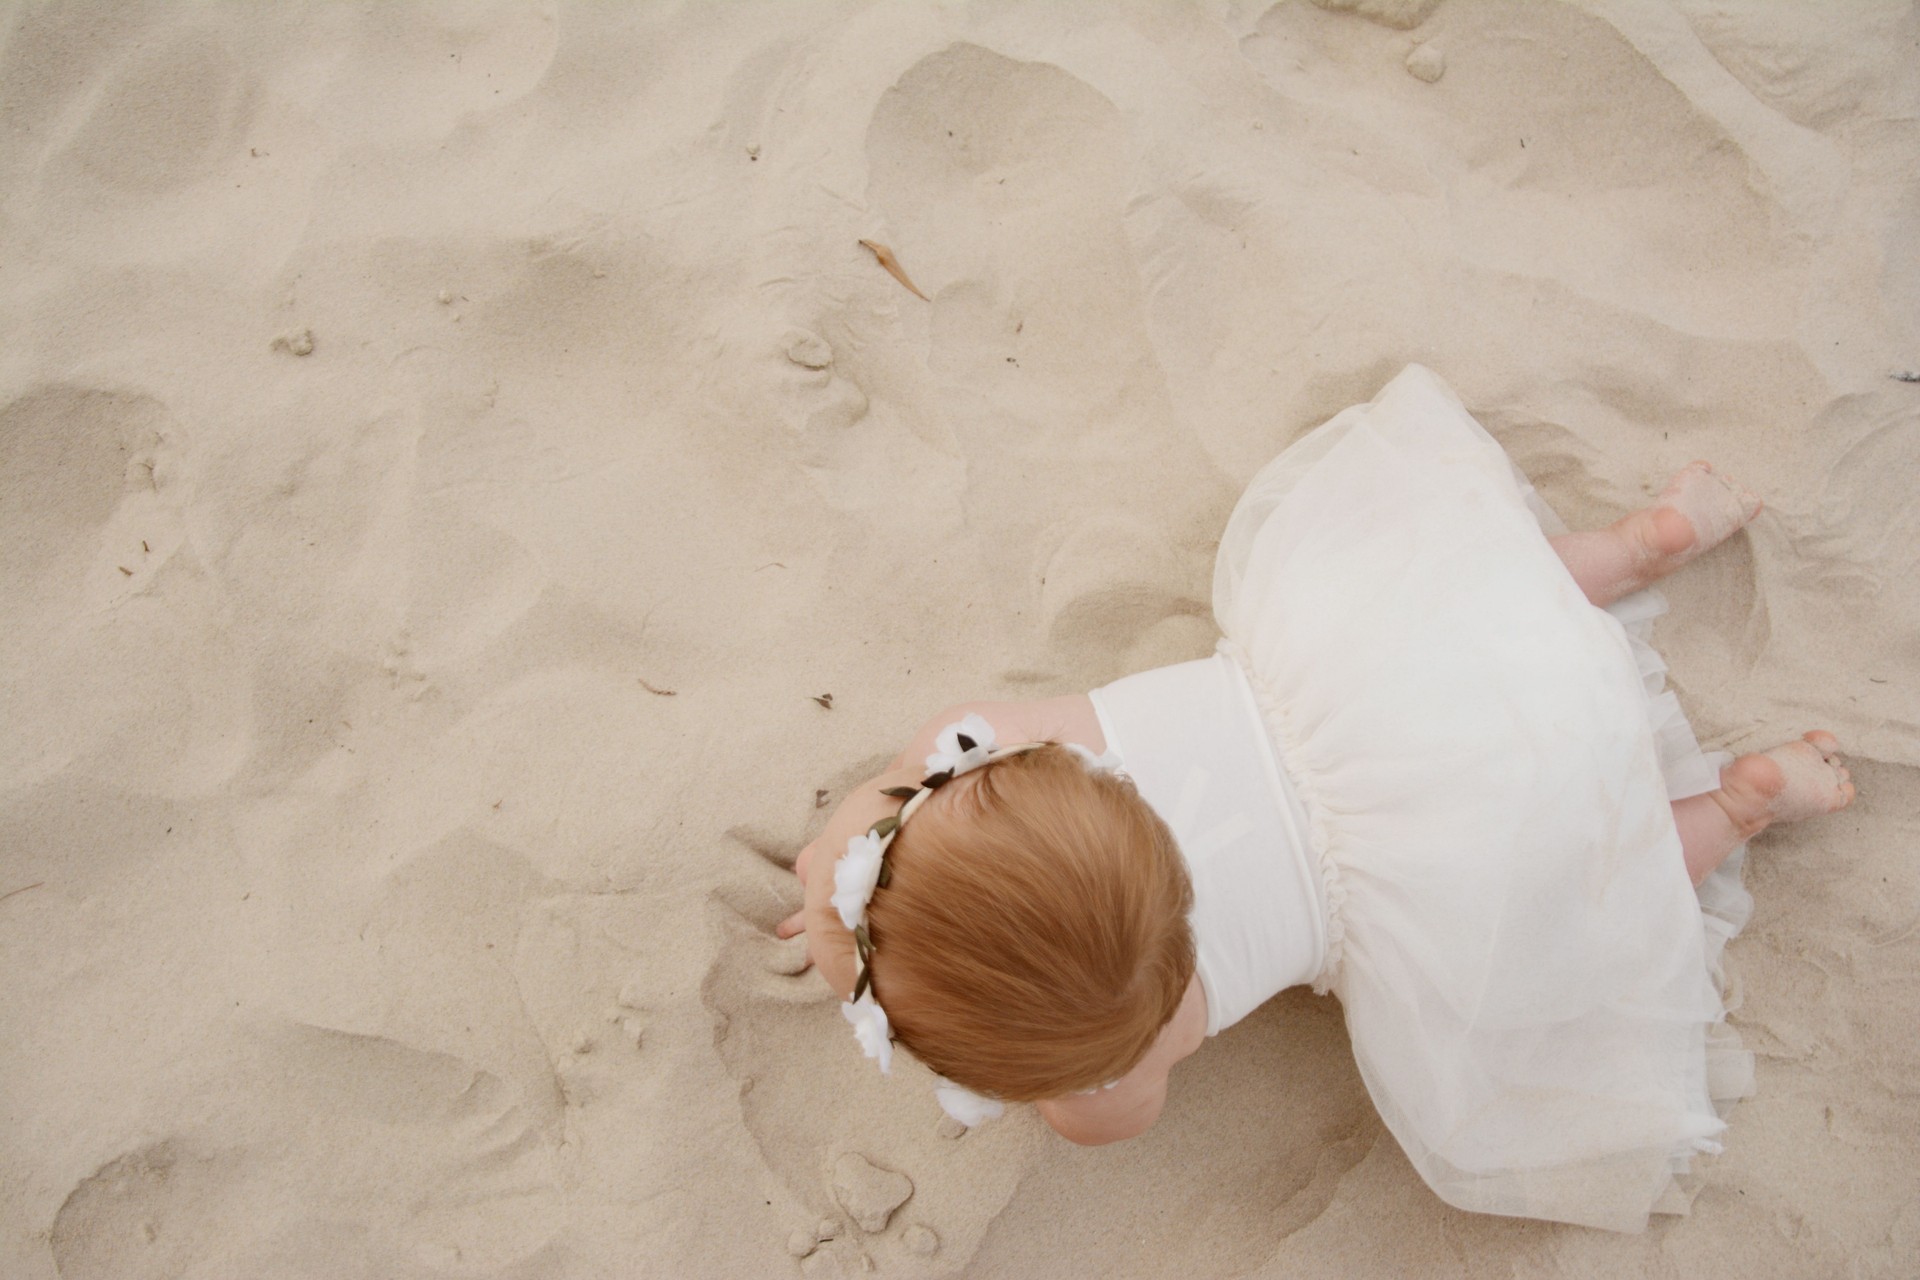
[1614,593,1758,1214]
[1594,577,1758,1216]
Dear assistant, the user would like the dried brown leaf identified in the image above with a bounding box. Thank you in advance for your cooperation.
[858,239,930,301]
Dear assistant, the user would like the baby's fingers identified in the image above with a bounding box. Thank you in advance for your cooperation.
[776,909,807,941]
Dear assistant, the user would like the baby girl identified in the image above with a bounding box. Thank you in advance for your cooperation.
[776,366,1854,1231]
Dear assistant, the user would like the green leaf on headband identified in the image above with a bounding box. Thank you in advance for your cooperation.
[869,815,899,839]
[922,769,954,789]
[854,924,871,955]
[880,786,919,800]
[852,964,871,1002]
[876,861,891,888]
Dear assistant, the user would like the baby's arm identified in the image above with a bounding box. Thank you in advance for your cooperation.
[1036,975,1207,1146]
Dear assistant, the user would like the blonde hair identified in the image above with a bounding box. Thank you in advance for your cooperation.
[864,744,1194,1101]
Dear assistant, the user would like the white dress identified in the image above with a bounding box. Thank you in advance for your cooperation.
[1093,365,1754,1232]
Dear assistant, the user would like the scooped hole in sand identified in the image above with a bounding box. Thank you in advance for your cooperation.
[829,1152,912,1233]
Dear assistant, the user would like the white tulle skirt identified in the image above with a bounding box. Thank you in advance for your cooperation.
[1213,365,1754,1231]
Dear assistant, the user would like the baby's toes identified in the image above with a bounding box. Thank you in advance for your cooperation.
[1658,461,1762,555]
[1798,731,1854,810]
[1757,734,1857,823]
[1658,461,1714,504]
[1813,754,1854,813]
[1717,470,1763,521]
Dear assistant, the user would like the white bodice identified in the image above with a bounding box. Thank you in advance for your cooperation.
[1087,651,1325,1035]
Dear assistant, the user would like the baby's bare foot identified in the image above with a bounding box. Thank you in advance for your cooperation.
[1711,731,1855,840]
[1650,461,1763,566]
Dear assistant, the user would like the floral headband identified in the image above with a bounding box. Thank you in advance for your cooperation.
[833,713,1124,1127]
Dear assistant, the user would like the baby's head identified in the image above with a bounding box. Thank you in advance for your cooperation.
[862,744,1193,1101]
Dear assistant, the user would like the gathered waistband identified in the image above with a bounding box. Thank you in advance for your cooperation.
[1216,637,1347,995]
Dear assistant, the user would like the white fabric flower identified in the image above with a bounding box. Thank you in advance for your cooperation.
[842,993,893,1074]
[831,831,885,930]
[925,713,997,776]
[1063,743,1125,775]
[934,1078,1004,1127]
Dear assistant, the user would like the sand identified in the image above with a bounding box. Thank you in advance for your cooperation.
[2,1,1916,1276]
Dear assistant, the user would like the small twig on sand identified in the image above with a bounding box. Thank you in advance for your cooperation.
[639,679,677,697]
[858,240,930,301]
[0,882,45,905]
[813,693,834,709]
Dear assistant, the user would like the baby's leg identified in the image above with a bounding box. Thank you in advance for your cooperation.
[1550,463,1762,608]
[1672,732,1854,885]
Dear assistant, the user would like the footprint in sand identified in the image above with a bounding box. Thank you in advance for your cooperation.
[49,30,256,195]
[0,384,245,793]
[1038,514,1212,670]
[864,44,1143,410]
[50,1024,563,1274]
[316,6,558,141]
[50,1141,236,1280]
[0,384,187,609]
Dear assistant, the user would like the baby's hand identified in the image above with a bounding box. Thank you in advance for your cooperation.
[774,836,823,954]
[775,901,812,973]
[774,763,923,993]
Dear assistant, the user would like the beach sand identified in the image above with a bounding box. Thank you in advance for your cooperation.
[3,2,1916,1276]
